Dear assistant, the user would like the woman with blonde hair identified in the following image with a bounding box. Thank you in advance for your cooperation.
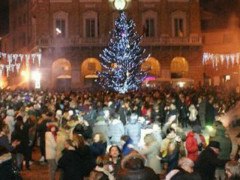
[225,161,240,180]
[135,133,161,174]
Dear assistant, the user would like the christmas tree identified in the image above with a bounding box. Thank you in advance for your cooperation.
[97,12,149,94]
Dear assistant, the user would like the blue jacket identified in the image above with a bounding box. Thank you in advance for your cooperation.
[122,138,134,156]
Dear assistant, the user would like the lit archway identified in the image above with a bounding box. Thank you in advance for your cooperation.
[170,57,189,78]
[141,57,161,77]
[81,58,101,86]
[52,58,72,90]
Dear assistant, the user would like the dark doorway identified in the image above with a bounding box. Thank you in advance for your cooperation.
[56,78,71,91]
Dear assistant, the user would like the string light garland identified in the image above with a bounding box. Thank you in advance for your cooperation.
[203,52,240,69]
[97,12,150,94]
[0,52,42,77]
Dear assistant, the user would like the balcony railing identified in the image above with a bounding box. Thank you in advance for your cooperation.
[37,34,202,48]
[142,35,202,46]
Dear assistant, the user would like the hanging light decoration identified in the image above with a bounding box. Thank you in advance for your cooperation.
[203,52,240,69]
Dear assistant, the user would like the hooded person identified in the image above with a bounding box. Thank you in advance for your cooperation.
[125,113,142,147]
[186,125,206,162]
[117,152,159,180]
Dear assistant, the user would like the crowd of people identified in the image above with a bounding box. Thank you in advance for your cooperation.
[0,85,240,180]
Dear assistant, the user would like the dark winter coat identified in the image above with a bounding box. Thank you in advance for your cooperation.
[205,102,215,125]
[161,148,179,173]
[58,145,95,180]
[171,168,201,180]
[117,107,127,125]
[37,118,52,140]
[90,142,107,159]
[11,122,34,154]
[194,147,228,180]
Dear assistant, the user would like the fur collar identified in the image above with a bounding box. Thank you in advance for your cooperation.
[95,166,115,180]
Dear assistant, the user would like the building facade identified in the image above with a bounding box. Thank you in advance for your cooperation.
[202,13,240,88]
[4,0,202,90]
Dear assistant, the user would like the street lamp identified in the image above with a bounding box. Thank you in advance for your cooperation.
[114,0,127,10]
[110,0,131,11]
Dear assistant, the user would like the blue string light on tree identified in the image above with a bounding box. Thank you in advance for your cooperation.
[97,12,150,94]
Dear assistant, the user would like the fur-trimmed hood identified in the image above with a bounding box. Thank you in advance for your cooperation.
[121,153,146,170]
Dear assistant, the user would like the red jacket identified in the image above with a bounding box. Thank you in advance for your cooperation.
[186,131,206,161]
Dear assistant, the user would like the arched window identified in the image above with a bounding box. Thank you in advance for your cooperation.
[53,11,69,38]
[142,10,157,38]
[83,11,98,38]
[81,58,101,86]
[170,57,189,78]
[171,11,187,37]
[141,57,161,76]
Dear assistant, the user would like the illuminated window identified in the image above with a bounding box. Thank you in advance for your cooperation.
[171,11,187,37]
[174,18,183,37]
[56,19,66,38]
[88,63,96,71]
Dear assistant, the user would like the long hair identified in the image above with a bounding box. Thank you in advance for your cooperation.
[72,134,85,148]
[144,133,156,146]
[93,132,106,143]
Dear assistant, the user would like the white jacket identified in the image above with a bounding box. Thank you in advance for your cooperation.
[45,132,57,160]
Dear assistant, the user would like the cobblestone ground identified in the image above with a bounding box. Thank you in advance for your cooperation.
[20,126,240,180]
[20,148,59,180]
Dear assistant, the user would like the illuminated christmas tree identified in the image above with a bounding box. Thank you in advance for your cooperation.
[97,12,149,94]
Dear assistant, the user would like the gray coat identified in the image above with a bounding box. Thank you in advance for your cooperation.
[140,141,162,174]
[125,119,142,147]
[108,119,124,145]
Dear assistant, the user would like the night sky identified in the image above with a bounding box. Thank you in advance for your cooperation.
[0,0,239,36]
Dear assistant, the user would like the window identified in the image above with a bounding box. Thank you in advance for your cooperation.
[53,11,68,38]
[145,18,155,37]
[83,11,98,38]
[56,19,66,38]
[86,19,95,38]
[171,11,187,37]
[88,63,96,71]
[174,18,183,37]
[142,10,157,38]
